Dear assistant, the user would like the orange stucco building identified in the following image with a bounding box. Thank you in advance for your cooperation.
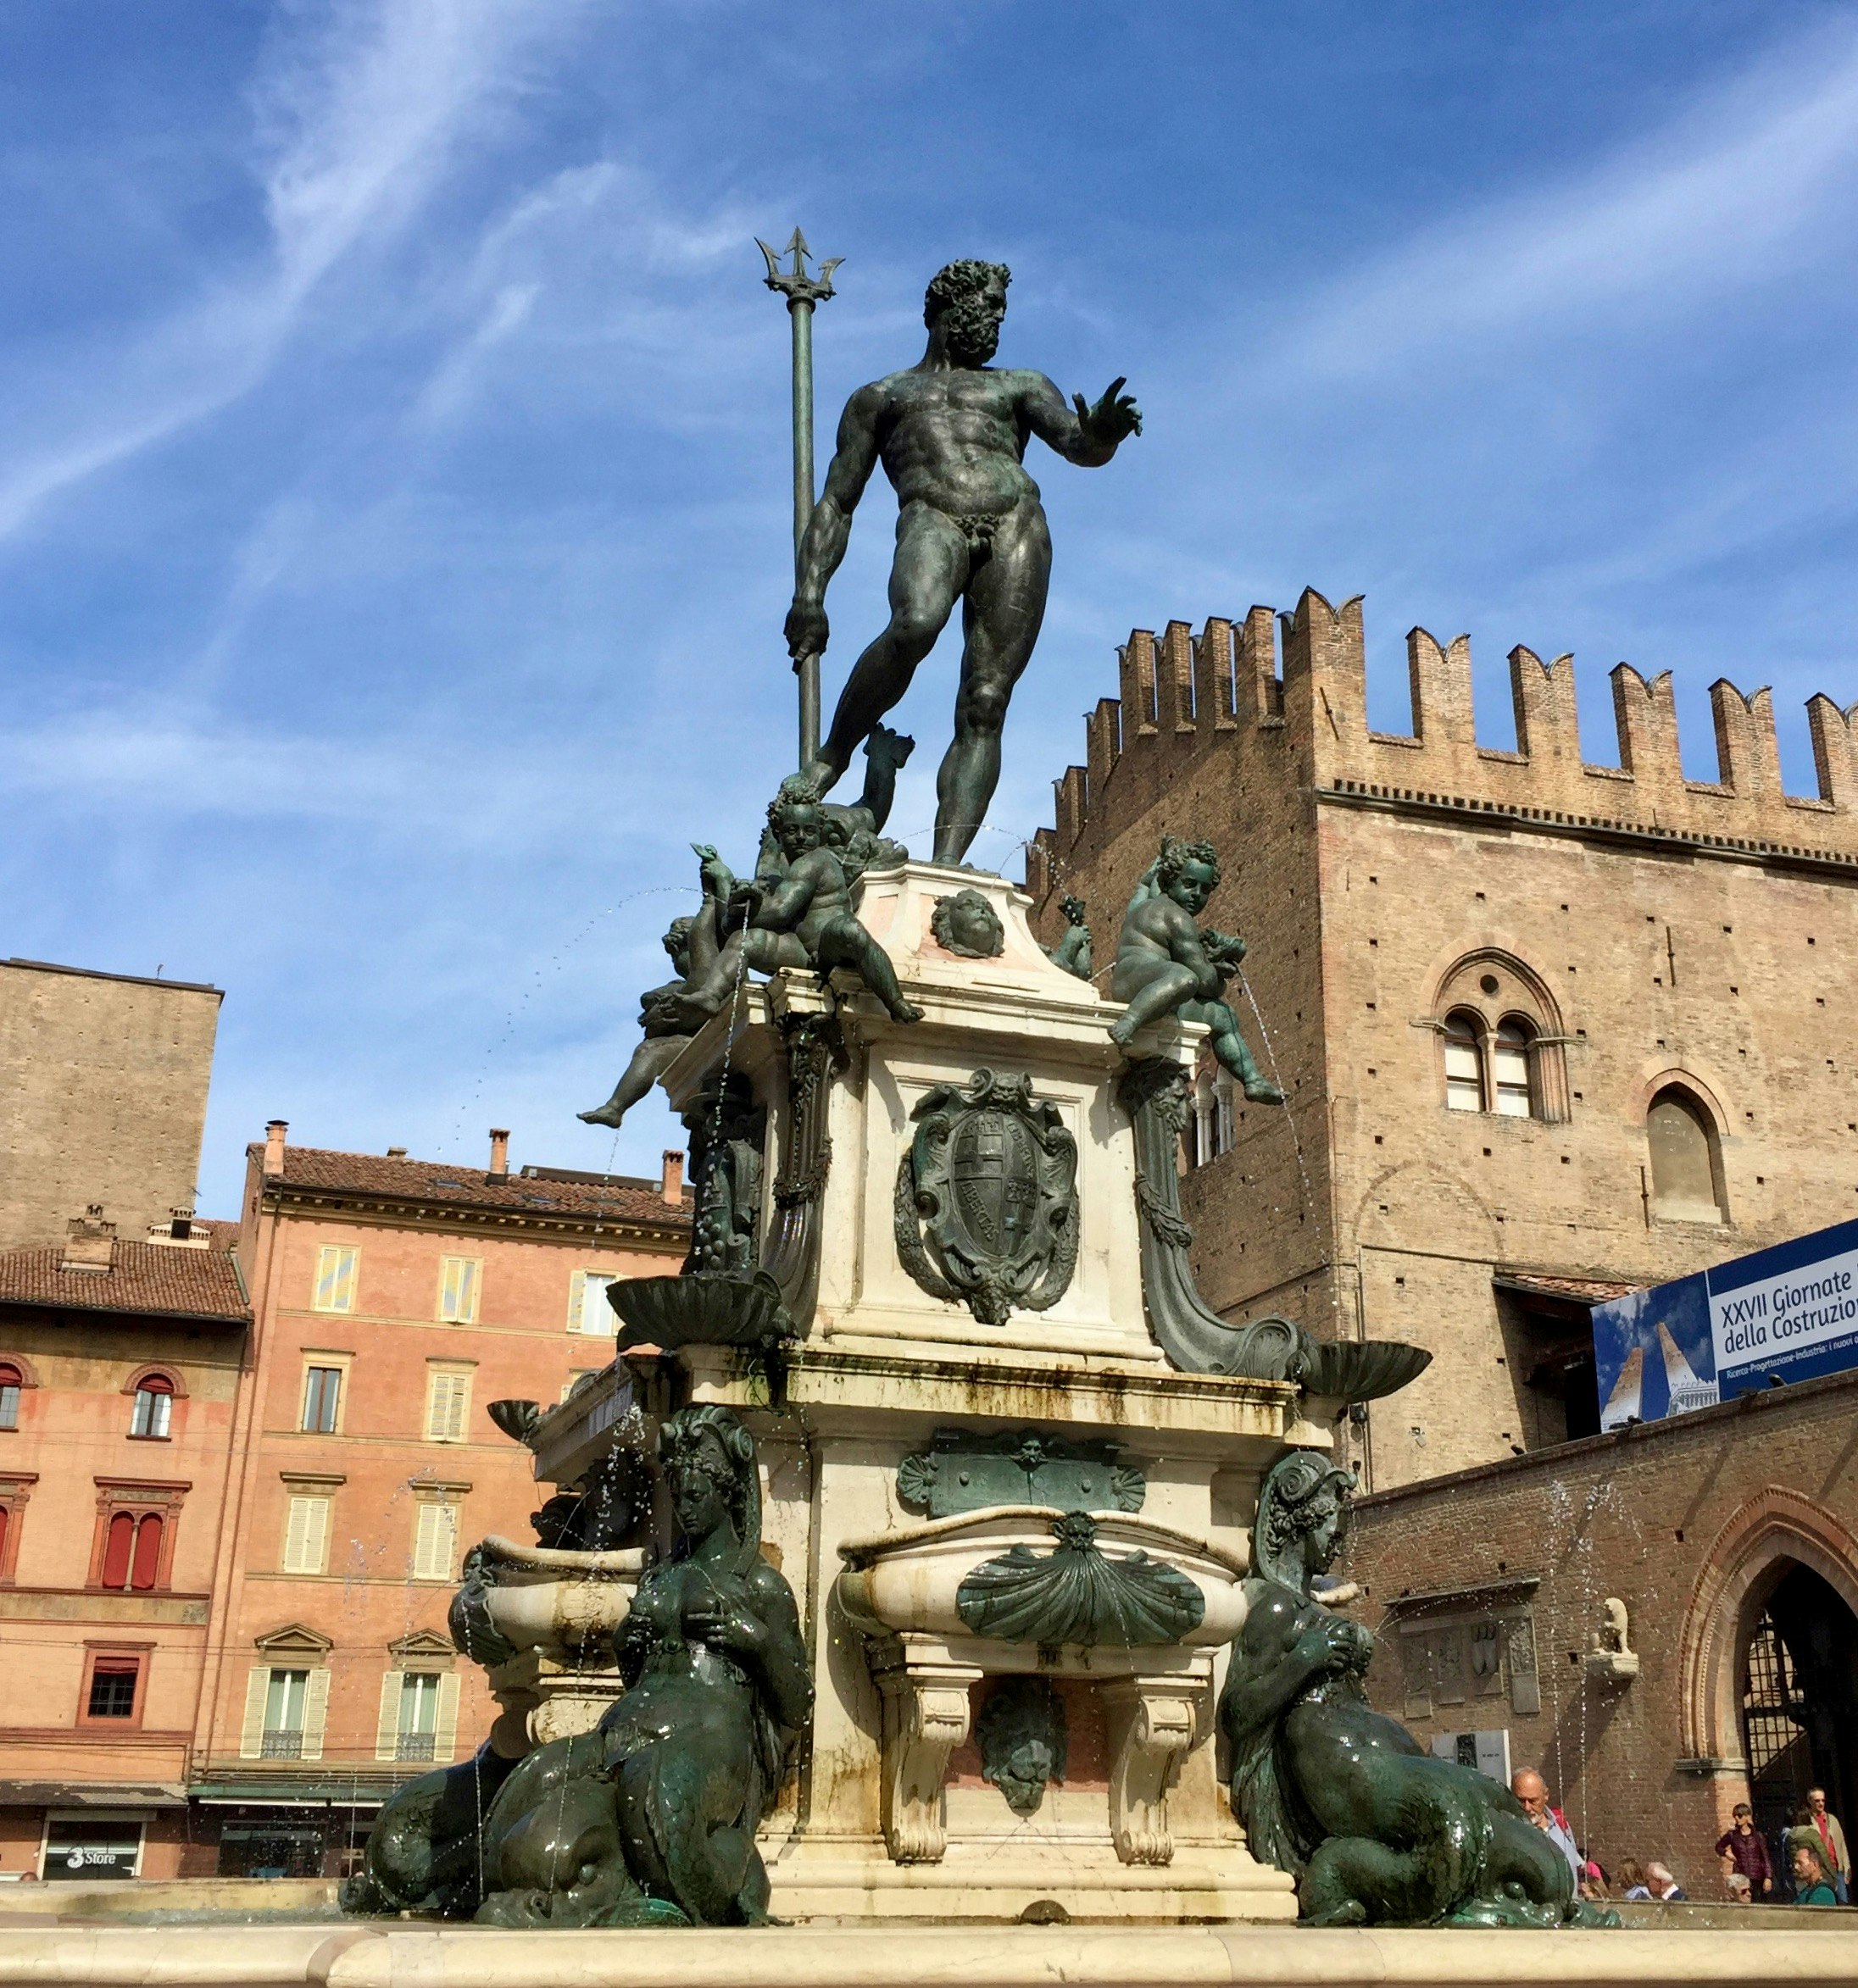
[185,1125,689,1877]
[0,1212,248,1882]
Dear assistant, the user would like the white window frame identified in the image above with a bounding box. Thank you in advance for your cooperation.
[437,1255,481,1325]
[313,1245,359,1314]
[281,1491,332,1575]
[568,1269,623,1336]
[410,1497,461,1582]
[423,1364,475,1444]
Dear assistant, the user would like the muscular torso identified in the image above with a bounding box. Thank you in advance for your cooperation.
[869,367,1049,519]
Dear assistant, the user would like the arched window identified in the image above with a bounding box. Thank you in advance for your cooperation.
[0,1363,21,1432]
[99,1512,164,1592]
[1442,1012,1485,1113]
[1431,953,1569,1121]
[1493,1019,1535,1119]
[1647,1086,1726,1223]
[130,1375,174,1439]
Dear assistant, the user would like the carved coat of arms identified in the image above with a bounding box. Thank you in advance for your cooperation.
[894,1069,1078,1327]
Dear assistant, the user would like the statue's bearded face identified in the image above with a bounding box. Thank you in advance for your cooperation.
[939,275,1007,365]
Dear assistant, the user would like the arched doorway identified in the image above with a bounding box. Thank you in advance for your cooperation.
[1741,1562,1858,1843]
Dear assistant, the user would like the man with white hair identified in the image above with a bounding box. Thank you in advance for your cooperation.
[1510,1767,1583,1882]
[1646,1861,1688,1902]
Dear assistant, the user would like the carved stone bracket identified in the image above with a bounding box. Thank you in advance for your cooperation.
[870,1645,982,1864]
[759,1012,840,1327]
[1101,1676,1201,1867]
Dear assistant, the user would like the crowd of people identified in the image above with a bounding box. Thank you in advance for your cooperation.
[1507,1771,1850,1910]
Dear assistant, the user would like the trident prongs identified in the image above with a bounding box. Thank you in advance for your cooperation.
[757,227,843,308]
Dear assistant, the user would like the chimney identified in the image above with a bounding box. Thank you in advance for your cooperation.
[62,1206,116,1274]
[488,1129,511,1180]
[264,1120,287,1176]
[387,1146,408,1160]
[661,1150,685,1205]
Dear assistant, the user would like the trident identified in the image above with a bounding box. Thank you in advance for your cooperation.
[757,228,841,771]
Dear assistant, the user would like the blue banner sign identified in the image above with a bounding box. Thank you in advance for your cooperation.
[1594,1219,1858,1430]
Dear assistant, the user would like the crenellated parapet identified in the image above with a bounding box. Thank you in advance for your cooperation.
[1026,588,1858,901]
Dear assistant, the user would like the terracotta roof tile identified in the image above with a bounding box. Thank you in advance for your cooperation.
[1494,1270,1638,1305]
[252,1145,692,1231]
[0,1237,248,1323]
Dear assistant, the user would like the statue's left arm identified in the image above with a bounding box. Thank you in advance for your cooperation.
[1021,372,1142,468]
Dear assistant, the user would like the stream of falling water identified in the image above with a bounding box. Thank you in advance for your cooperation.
[1235,966,1313,1219]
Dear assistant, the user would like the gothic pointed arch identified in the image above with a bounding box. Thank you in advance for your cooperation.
[1426,948,1570,1121]
[1677,1486,1858,1769]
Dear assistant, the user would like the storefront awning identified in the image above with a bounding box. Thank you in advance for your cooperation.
[0,1782,187,1810]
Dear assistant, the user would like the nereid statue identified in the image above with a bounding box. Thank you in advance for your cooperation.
[475,1406,811,1926]
[786,259,1140,864]
[1110,837,1282,1103]
[1218,1451,1605,1928]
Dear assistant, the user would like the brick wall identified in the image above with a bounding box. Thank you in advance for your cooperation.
[1342,1367,1858,1896]
[1026,589,1858,1484]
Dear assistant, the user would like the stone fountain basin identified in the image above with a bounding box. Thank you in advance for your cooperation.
[472,1535,648,1654]
[834,1506,1249,1649]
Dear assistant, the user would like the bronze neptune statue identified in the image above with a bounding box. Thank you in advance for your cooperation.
[1219,1451,1607,1927]
[472,1406,812,1926]
[786,260,1140,864]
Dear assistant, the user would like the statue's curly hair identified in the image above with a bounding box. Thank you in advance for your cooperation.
[925,258,1010,325]
[1156,835,1220,891]
[658,1403,762,1559]
[767,776,824,833]
[1257,1449,1356,1581]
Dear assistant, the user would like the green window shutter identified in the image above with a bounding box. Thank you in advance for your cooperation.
[375,1669,402,1762]
[238,1666,270,1760]
[434,1673,461,1763]
[299,1668,331,1762]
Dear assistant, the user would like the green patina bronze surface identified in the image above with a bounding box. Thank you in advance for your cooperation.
[1043,893,1093,980]
[955,1510,1203,1647]
[785,260,1139,864]
[1109,836,1281,1102]
[1218,1450,1613,1929]
[475,1406,812,1927]
[930,886,1005,958]
[977,1676,1068,1816]
[894,1068,1077,1327]
[897,1425,1143,1518]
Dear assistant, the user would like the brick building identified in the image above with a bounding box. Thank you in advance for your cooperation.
[1341,1366,1858,1898]
[0,960,221,1253]
[1026,590,1858,1486]
[0,1213,248,1881]
[186,1125,690,1877]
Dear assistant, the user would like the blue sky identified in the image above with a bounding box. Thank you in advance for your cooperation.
[4,1,1856,1215]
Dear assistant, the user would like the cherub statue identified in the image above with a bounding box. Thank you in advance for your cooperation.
[673,788,921,1026]
[1108,836,1282,1103]
[1042,893,1092,980]
[476,1406,813,1927]
[579,731,913,1124]
[1218,1451,1605,1927]
[578,917,698,1130]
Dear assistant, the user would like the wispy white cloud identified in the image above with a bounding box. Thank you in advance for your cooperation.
[0,0,585,540]
[1284,20,1858,379]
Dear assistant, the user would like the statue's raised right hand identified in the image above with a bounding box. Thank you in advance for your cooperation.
[786,598,828,660]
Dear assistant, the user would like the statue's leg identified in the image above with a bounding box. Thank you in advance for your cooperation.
[811,504,965,791]
[817,916,922,1025]
[578,1034,691,1129]
[933,498,1051,864]
[1108,962,1199,1045]
[1199,999,1284,1104]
